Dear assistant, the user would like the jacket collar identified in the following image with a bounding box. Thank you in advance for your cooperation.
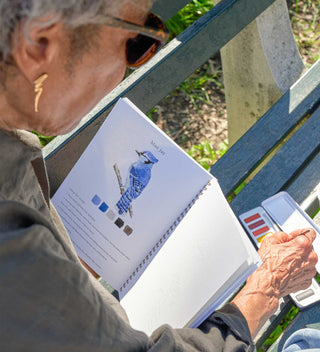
[0,129,50,214]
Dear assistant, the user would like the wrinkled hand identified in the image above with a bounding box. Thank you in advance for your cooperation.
[232,228,318,337]
[257,228,317,298]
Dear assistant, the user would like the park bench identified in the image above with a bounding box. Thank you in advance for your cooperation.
[42,0,320,349]
[211,58,320,349]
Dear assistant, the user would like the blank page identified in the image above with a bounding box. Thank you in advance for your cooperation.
[121,180,258,334]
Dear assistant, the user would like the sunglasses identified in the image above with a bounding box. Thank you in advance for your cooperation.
[105,13,169,69]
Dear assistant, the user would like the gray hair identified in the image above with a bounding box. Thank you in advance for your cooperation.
[0,0,152,61]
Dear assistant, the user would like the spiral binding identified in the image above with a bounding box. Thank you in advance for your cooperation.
[119,181,211,294]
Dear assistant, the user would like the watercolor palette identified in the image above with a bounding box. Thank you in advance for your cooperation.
[239,207,279,247]
[239,193,320,309]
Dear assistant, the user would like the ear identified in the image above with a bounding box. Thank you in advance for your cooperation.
[11,19,66,84]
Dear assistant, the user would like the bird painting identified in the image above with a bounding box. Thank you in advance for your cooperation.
[116,150,158,215]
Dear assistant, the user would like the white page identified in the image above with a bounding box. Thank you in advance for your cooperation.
[52,98,212,292]
[121,180,260,334]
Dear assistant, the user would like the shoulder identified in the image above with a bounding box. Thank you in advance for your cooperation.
[0,200,150,350]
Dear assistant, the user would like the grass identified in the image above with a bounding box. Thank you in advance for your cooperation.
[188,139,228,170]
[165,0,213,38]
[181,0,320,162]
[32,132,55,147]
[288,0,320,67]
[177,64,224,111]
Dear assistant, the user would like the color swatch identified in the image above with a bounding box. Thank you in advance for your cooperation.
[239,206,278,247]
[91,194,133,236]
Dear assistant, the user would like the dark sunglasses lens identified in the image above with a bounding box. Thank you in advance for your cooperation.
[145,13,165,30]
[126,13,167,68]
[126,35,159,67]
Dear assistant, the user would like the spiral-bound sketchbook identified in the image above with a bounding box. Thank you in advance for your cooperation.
[52,98,261,334]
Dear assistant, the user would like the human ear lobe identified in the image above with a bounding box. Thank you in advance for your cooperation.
[10,20,65,84]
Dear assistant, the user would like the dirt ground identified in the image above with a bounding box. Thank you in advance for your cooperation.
[152,56,227,151]
[151,0,319,152]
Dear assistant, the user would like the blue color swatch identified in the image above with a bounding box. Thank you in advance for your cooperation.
[92,195,101,205]
[91,194,132,235]
[99,202,109,213]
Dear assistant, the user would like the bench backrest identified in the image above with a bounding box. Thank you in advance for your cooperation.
[211,60,320,215]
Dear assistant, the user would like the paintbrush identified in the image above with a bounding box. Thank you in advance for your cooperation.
[294,229,311,237]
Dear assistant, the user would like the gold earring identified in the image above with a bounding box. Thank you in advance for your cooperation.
[34,73,48,113]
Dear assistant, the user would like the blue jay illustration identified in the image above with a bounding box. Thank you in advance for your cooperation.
[117,150,158,215]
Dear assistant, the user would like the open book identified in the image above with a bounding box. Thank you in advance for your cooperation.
[52,98,261,334]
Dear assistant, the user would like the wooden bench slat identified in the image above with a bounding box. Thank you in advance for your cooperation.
[211,59,320,197]
[230,104,320,215]
[152,0,190,21]
[44,0,277,196]
[286,151,320,208]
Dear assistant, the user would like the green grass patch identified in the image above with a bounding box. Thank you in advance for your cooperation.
[166,0,213,38]
[188,139,228,170]
[32,132,55,147]
[288,0,320,66]
[177,64,224,110]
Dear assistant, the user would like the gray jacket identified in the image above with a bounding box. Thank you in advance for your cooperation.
[0,129,255,351]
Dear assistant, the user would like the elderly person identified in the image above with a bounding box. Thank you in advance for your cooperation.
[0,0,317,350]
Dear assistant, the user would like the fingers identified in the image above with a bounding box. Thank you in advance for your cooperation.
[290,257,317,280]
[289,228,316,243]
[291,229,317,259]
[282,266,317,295]
[264,231,291,244]
[265,228,316,245]
[261,228,316,258]
[287,250,317,294]
[257,227,318,299]
[284,278,314,295]
[277,261,317,296]
[309,250,318,267]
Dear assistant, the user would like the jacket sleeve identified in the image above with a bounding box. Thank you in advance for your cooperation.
[0,201,254,352]
[149,304,255,351]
